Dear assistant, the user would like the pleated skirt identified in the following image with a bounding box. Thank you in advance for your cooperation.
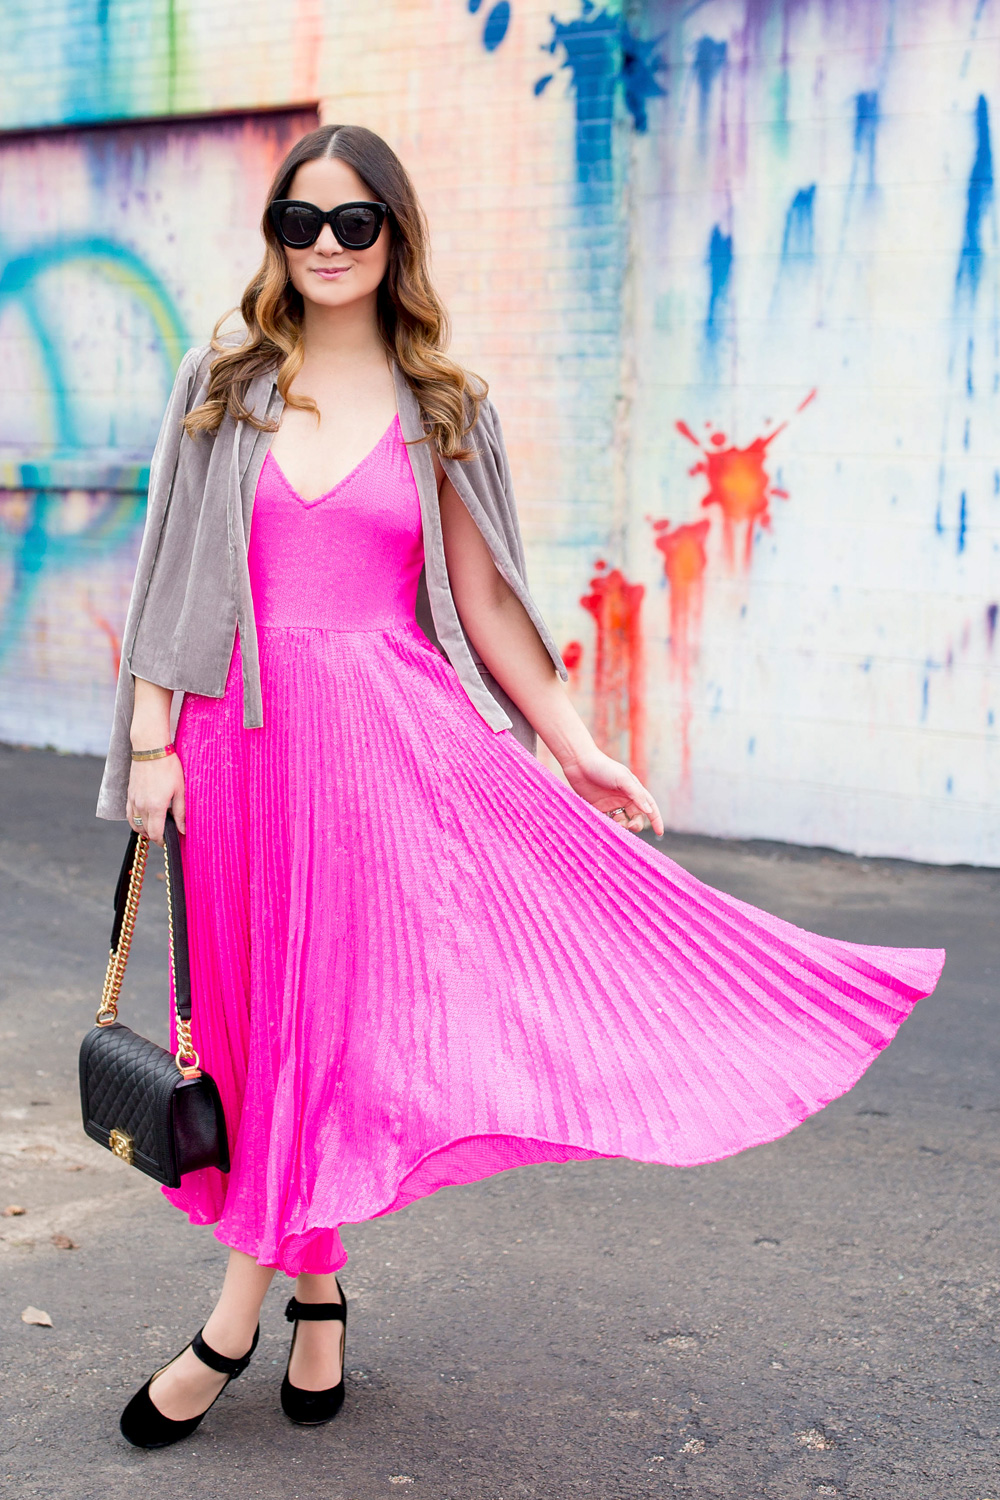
[164,620,945,1275]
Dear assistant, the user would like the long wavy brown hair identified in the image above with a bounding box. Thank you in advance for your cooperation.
[184,124,485,458]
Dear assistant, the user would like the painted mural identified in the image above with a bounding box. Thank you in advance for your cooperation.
[0,108,317,751]
[0,0,997,865]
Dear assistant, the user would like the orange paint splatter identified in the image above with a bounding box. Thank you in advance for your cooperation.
[652,518,711,651]
[676,389,816,570]
[579,564,646,783]
[649,518,710,780]
[86,604,121,679]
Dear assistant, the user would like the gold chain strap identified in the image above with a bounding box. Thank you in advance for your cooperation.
[95,833,200,1079]
[96,835,149,1026]
[163,836,201,1078]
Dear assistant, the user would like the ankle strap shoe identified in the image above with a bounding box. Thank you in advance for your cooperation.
[280,1281,347,1425]
[120,1324,260,1449]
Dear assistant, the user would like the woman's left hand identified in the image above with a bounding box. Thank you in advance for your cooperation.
[560,746,665,837]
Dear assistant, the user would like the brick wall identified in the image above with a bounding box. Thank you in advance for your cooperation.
[0,0,997,863]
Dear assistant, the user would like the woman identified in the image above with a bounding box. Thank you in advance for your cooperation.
[96,125,945,1447]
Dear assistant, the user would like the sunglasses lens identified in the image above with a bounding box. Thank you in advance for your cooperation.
[334,205,380,247]
[277,204,321,246]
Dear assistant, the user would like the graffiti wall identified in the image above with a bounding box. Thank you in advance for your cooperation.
[0,108,317,750]
[0,0,997,865]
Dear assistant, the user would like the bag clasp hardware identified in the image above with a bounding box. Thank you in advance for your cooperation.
[109,1128,134,1164]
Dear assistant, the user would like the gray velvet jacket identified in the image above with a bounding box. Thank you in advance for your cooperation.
[95,344,567,821]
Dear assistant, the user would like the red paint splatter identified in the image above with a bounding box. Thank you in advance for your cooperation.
[650,518,711,779]
[579,567,646,783]
[676,389,816,570]
[86,604,121,679]
[562,639,584,685]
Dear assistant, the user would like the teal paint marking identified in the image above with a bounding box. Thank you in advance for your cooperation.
[14,282,79,449]
[0,482,146,660]
[0,236,188,662]
[0,238,188,433]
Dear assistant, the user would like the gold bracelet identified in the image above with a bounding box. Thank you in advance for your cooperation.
[130,742,176,762]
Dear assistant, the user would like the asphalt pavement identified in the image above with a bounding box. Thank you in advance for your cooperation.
[1,741,998,1500]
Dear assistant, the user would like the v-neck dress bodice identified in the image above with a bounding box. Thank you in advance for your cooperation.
[248,418,424,631]
[166,415,944,1277]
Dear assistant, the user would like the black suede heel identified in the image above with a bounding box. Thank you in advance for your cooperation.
[119,1324,259,1449]
[280,1282,347,1425]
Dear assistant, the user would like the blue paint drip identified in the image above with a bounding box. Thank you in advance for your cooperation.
[987,601,998,645]
[946,776,954,794]
[621,20,666,132]
[538,3,666,211]
[96,0,111,98]
[921,676,930,721]
[957,94,993,298]
[934,501,945,535]
[854,91,878,189]
[780,185,816,264]
[747,737,756,755]
[468,0,482,11]
[539,7,620,204]
[482,1,510,50]
[958,491,968,552]
[706,225,732,340]
[693,36,726,126]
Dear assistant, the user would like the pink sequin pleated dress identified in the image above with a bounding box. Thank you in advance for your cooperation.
[164,414,945,1276]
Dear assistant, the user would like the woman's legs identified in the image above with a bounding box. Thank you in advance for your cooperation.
[287,1271,346,1391]
[148,1249,276,1420]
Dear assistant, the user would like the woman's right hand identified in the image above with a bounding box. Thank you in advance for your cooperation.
[126,755,186,845]
[128,677,184,844]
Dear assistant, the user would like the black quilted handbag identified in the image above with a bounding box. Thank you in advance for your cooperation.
[78,809,229,1188]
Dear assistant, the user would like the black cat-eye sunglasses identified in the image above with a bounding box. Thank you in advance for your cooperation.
[268,199,389,250]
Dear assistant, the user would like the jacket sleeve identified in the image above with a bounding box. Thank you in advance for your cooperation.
[478,395,568,682]
[94,346,205,821]
[477,396,529,576]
